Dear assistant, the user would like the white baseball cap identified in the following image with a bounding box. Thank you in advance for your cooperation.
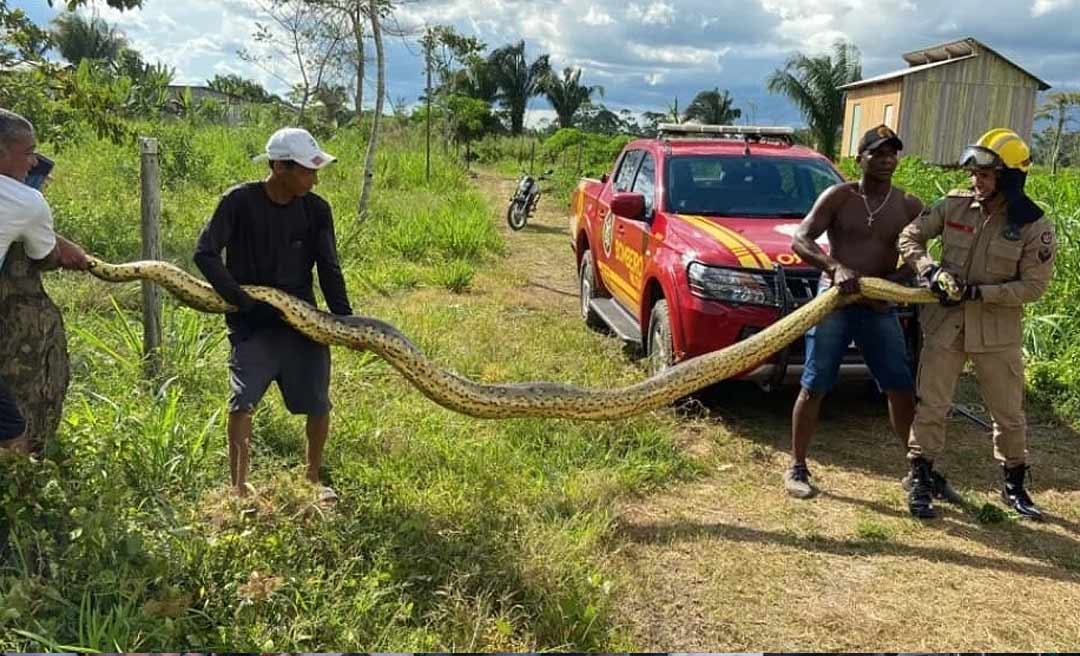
[252,127,337,170]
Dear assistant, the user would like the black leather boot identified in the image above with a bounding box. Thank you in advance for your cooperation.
[1002,463,1044,521]
[908,457,937,519]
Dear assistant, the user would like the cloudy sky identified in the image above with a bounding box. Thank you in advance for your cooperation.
[15,0,1080,128]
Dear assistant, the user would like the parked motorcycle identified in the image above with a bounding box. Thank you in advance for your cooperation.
[506,169,554,231]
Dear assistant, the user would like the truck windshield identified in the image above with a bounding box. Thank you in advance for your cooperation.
[665,155,843,217]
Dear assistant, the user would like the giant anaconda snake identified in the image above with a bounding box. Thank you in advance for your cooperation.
[86,258,948,421]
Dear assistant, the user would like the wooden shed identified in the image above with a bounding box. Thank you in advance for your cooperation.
[838,37,1050,163]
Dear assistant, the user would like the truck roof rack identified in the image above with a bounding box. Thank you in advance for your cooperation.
[657,123,795,145]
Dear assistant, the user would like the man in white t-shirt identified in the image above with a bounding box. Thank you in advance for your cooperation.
[0,108,90,453]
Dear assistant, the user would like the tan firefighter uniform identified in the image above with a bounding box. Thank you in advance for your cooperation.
[898,190,1057,466]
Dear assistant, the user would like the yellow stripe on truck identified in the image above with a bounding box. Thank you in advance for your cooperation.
[713,223,773,268]
[679,215,773,269]
[597,261,641,308]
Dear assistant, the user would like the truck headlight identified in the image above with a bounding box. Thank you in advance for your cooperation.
[687,262,776,306]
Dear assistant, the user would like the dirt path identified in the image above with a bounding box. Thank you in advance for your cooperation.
[471,168,1080,651]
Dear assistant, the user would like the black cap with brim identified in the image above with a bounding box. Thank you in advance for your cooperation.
[858,125,903,154]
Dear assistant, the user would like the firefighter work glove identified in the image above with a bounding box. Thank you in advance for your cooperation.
[926,266,963,305]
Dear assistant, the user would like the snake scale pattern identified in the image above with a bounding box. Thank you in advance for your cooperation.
[87,258,940,421]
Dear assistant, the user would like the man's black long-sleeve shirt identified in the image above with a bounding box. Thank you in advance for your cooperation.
[194,182,352,337]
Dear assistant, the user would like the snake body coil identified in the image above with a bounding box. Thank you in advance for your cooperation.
[87,258,937,420]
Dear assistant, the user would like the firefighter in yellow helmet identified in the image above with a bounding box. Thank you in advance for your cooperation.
[897,128,1056,520]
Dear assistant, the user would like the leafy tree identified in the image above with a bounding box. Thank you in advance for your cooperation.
[543,67,602,129]
[1034,91,1080,174]
[446,93,495,144]
[454,52,499,103]
[683,87,741,125]
[109,46,174,116]
[488,40,550,135]
[207,73,275,103]
[194,96,228,123]
[49,12,127,65]
[303,0,396,120]
[575,102,625,136]
[425,24,485,93]
[47,0,142,9]
[0,1,51,66]
[639,111,669,137]
[241,0,346,120]
[766,39,861,160]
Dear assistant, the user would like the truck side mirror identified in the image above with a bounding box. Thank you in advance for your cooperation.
[610,192,646,221]
[600,172,609,184]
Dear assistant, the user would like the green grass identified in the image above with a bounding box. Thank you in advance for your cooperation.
[0,122,691,651]
[4,118,1080,650]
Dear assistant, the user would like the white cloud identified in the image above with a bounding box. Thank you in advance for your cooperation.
[1031,0,1075,16]
[582,5,615,26]
[628,43,717,66]
[627,2,676,26]
[524,107,557,128]
[31,0,1078,129]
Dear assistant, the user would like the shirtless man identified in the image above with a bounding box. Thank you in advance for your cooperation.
[782,125,924,499]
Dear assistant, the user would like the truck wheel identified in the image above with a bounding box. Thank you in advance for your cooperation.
[506,200,528,230]
[579,249,605,330]
[647,299,674,375]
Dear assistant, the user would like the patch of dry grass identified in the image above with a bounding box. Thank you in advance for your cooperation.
[610,383,1080,650]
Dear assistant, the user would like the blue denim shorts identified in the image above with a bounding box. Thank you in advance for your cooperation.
[801,304,914,393]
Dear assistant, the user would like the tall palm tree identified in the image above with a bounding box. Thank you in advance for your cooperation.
[454,53,499,104]
[49,12,127,65]
[543,67,603,129]
[766,40,861,160]
[488,40,550,135]
[682,88,741,125]
[1035,91,1080,174]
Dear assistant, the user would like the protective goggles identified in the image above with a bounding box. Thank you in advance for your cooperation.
[958,145,1003,170]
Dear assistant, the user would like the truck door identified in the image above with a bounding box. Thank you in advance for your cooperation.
[598,149,644,311]
[613,150,657,318]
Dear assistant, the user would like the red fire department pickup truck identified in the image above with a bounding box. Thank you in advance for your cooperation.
[570,123,891,388]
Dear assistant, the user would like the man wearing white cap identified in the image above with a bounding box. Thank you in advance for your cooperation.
[194,127,352,502]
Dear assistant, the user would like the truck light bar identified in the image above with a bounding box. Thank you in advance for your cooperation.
[657,123,795,137]
[658,123,796,150]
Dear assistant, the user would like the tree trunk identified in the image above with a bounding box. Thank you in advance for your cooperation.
[0,244,70,454]
[352,3,365,120]
[1052,107,1065,175]
[356,0,384,223]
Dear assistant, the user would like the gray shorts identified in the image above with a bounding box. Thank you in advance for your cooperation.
[228,326,332,415]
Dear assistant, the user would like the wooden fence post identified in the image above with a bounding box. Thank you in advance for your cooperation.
[529,141,536,175]
[140,137,162,378]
